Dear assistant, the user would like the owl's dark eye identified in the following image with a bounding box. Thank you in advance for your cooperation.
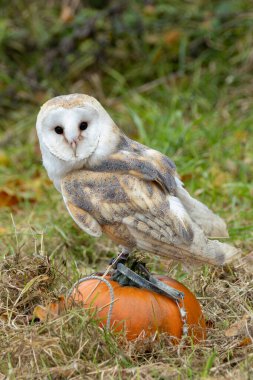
[54,126,64,134]
[79,121,88,131]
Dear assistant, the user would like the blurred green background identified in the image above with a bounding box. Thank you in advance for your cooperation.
[0,2,253,378]
[0,0,252,261]
[1,1,253,119]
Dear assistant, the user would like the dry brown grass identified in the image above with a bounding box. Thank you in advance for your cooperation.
[0,251,252,380]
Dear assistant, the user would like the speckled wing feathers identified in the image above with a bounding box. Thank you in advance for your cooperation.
[91,147,177,195]
[61,168,239,265]
[63,199,102,237]
[61,170,208,263]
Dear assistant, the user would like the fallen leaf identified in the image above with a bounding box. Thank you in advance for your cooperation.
[0,174,51,208]
[180,173,193,182]
[163,30,181,46]
[0,190,19,208]
[33,295,66,322]
[225,314,251,337]
[60,5,74,23]
[33,305,55,321]
[238,337,252,347]
[0,313,8,323]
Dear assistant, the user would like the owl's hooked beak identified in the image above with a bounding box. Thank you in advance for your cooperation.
[70,141,77,156]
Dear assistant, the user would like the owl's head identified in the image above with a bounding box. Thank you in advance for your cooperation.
[36,94,117,162]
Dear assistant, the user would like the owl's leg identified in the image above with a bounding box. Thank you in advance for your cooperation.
[109,246,131,268]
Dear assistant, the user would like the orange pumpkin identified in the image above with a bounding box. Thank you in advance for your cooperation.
[69,274,206,342]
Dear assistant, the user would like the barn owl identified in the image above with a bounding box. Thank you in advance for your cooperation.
[36,94,239,266]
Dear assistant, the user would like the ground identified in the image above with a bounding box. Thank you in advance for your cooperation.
[0,1,252,379]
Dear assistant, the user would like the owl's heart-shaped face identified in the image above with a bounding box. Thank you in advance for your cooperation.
[38,106,101,162]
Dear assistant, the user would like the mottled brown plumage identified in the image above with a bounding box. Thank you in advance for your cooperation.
[62,169,235,265]
[36,93,240,266]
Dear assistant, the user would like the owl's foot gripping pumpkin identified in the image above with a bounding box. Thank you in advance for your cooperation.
[32,256,206,342]
[112,262,185,303]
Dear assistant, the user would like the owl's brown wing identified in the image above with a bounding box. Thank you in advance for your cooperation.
[94,145,229,240]
[61,170,239,265]
[61,169,194,250]
[62,195,102,237]
[91,149,177,195]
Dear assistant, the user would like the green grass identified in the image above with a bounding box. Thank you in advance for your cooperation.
[0,1,253,379]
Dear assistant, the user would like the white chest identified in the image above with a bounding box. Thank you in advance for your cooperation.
[41,145,85,192]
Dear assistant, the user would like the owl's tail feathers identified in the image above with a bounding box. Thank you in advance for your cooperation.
[188,221,240,265]
[149,227,240,266]
[176,182,229,238]
[133,228,240,266]
[155,238,240,266]
[202,239,240,265]
[181,240,240,273]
